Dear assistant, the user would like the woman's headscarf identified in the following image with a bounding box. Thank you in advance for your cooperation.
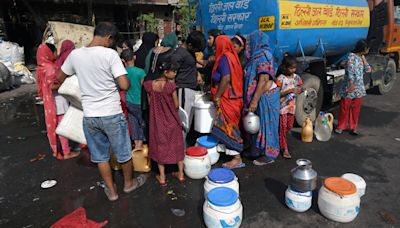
[161,32,178,49]
[55,40,75,67]
[244,30,274,104]
[135,32,159,69]
[211,35,243,98]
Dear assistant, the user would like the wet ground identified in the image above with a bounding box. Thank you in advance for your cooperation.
[0,81,399,228]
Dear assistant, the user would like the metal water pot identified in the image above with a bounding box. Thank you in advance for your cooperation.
[290,159,317,192]
[243,111,260,134]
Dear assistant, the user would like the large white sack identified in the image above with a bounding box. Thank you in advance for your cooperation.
[10,45,24,64]
[56,106,87,144]
[58,75,82,110]
[0,41,13,62]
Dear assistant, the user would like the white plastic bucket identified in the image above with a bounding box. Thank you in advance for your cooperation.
[56,106,87,144]
[341,173,366,198]
[193,99,216,134]
[184,155,211,179]
[203,188,242,228]
[318,185,360,223]
[285,187,312,212]
[204,168,239,197]
[196,135,219,165]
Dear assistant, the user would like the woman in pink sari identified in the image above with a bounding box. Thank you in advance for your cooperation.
[37,42,79,160]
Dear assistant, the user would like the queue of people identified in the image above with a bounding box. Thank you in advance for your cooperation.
[36,22,370,201]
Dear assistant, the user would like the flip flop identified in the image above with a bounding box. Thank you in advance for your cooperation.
[172,172,186,183]
[156,175,167,187]
[104,184,118,201]
[253,157,275,166]
[222,162,246,169]
[124,174,148,193]
[283,150,292,159]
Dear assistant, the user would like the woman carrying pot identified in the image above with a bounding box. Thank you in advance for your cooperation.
[244,30,280,166]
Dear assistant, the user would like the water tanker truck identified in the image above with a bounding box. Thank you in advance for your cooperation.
[196,0,398,125]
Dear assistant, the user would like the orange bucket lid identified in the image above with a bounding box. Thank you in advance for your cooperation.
[324,177,357,195]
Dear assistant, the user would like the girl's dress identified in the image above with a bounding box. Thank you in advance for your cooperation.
[144,80,184,164]
[337,52,371,131]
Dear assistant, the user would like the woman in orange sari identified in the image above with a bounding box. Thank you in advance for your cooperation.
[211,35,244,169]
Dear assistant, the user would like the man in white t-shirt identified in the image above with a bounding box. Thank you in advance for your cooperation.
[57,22,146,201]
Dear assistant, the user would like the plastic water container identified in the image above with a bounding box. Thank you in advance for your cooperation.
[314,119,332,141]
[203,187,243,228]
[318,177,360,223]
[58,75,82,110]
[55,106,87,144]
[285,186,312,212]
[193,97,216,134]
[341,173,366,198]
[184,146,211,179]
[204,168,239,197]
[196,135,219,165]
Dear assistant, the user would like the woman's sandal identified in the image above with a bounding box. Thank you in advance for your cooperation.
[156,175,167,187]
[283,150,292,159]
[123,174,148,193]
[222,160,246,169]
[172,172,186,183]
[253,157,275,166]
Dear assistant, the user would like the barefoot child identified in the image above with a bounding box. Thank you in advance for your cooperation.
[276,55,303,159]
[144,57,185,186]
[121,49,146,149]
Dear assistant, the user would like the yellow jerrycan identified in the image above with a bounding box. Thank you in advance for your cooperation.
[301,117,314,143]
[132,145,151,172]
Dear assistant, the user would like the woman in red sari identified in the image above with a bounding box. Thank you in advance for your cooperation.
[211,35,244,169]
[37,43,79,160]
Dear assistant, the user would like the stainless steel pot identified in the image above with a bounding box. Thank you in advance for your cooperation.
[243,111,260,134]
[290,159,317,192]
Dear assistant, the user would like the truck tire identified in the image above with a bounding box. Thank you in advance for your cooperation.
[377,59,396,94]
[295,73,323,126]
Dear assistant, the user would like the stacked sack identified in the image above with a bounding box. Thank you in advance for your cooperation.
[0,41,35,85]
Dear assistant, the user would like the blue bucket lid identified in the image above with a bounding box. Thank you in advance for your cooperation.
[207,187,238,207]
[196,135,218,148]
[208,168,235,183]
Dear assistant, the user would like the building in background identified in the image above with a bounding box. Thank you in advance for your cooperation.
[0,0,182,63]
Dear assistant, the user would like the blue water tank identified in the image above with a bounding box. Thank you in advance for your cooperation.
[197,0,370,63]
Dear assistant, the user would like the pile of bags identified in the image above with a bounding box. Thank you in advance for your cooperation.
[0,40,36,89]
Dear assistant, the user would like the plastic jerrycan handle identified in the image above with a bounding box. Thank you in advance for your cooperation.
[324,113,334,130]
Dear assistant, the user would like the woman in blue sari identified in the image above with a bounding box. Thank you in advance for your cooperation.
[244,30,280,165]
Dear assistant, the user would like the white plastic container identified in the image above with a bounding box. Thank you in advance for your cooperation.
[193,98,216,134]
[58,75,82,110]
[341,173,366,198]
[318,177,360,223]
[196,135,219,165]
[285,186,312,212]
[204,168,239,197]
[203,187,242,228]
[184,146,211,179]
[56,106,87,144]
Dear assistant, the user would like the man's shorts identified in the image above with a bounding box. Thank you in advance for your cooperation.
[83,113,132,163]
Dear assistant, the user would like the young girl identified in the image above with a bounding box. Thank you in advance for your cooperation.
[231,34,248,68]
[335,39,371,135]
[276,55,303,159]
[144,57,185,186]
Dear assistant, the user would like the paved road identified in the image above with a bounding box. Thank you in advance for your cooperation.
[0,80,399,227]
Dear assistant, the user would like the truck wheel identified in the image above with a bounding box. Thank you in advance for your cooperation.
[295,73,323,126]
[378,59,396,94]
